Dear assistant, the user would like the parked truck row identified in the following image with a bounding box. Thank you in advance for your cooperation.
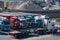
[0,13,58,37]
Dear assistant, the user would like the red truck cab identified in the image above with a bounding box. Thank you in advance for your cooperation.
[10,16,20,30]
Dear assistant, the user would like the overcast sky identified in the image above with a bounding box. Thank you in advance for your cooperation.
[0,0,3,1]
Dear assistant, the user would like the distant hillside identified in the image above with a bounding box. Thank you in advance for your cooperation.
[8,2,23,9]
[8,1,43,11]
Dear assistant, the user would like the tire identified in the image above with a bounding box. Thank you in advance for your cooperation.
[36,30,45,35]
[0,28,2,31]
[54,29,57,33]
[50,29,57,34]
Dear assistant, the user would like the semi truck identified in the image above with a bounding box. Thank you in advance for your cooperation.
[19,15,58,34]
[0,16,10,31]
[0,12,39,37]
[0,12,58,37]
[0,16,20,30]
[34,15,58,34]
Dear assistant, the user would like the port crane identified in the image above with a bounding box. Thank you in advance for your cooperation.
[4,0,7,10]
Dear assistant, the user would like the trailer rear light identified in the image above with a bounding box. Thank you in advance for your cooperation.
[8,33,15,36]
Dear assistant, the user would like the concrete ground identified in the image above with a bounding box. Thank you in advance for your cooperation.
[23,34,60,40]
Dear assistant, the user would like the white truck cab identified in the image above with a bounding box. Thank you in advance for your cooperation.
[35,15,58,33]
[43,19,58,32]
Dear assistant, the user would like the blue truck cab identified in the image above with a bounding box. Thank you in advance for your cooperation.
[0,17,10,31]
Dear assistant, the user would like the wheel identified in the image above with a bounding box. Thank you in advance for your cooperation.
[23,32,29,36]
[54,29,57,33]
[14,35,18,37]
[36,30,46,35]
[50,29,57,34]
[0,28,2,31]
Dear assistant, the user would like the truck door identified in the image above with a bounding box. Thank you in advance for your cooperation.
[14,19,20,30]
[43,19,48,30]
[47,20,54,32]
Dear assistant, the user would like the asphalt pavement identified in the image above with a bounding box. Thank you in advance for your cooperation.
[0,31,60,40]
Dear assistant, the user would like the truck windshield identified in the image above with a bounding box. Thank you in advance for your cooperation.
[2,19,10,25]
[35,20,43,28]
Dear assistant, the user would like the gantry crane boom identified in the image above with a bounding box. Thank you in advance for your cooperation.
[4,0,7,10]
